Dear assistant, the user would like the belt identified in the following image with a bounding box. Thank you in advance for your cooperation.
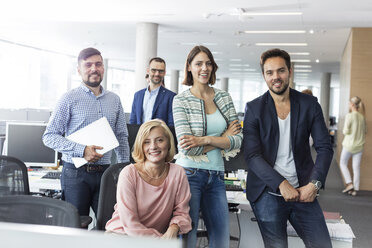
[84,164,110,173]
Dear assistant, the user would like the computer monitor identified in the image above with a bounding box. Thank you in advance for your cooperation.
[4,122,57,167]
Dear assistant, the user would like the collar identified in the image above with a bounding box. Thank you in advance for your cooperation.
[80,83,105,97]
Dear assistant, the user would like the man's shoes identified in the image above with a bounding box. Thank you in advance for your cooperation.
[350,190,357,196]
[342,184,354,193]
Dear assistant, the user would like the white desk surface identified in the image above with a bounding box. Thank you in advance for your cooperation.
[28,169,61,192]
[0,222,181,248]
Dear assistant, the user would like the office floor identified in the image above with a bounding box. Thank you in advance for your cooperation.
[197,149,372,248]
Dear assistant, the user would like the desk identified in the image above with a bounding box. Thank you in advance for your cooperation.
[0,222,181,248]
[28,170,61,193]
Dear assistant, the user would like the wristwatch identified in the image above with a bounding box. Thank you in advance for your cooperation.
[311,180,322,190]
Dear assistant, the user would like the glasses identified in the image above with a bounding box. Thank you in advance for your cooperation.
[150,68,165,74]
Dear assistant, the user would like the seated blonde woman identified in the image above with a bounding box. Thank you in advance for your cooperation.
[105,119,192,238]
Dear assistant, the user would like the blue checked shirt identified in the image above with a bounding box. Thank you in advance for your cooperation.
[43,84,130,164]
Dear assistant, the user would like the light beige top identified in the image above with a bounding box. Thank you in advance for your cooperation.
[342,111,366,154]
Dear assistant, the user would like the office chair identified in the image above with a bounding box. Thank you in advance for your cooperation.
[0,195,80,228]
[95,162,130,230]
[0,155,30,196]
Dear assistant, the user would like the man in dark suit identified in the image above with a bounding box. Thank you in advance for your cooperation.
[243,48,333,248]
[130,57,176,126]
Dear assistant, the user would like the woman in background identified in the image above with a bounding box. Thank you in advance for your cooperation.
[105,119,191,238]
[340,96,367,196]
[173,45,242,248]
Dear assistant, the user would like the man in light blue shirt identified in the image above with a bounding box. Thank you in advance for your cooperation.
[43,47,129,217]
[130,57,176,126]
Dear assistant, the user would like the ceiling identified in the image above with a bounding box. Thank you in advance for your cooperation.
[1,0,372,86]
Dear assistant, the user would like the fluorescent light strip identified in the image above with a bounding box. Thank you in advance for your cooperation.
[231,12,302,16]
[294,65,312,68]
[294,69,312,72]
[229,64,250,67]
[243,30,306,34]
[230,59,242,62]
[292,59,311,63]
[289,52,310,56]
[256,43,308,46]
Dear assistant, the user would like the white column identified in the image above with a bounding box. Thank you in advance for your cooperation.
[170,70,179,93]
[221,77,229,92]
[135,22,158,92]
[102,58,108,89]
[320,72,331,126]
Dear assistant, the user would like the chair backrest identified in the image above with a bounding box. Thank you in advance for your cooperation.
[0,155,30,196]
[0,195,80,228]
[126,124,141,163]
[96,162,130,230]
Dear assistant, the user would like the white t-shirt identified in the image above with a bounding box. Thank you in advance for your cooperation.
[273,113,299,188]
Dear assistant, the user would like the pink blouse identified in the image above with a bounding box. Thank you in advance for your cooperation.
[105,163,192,237]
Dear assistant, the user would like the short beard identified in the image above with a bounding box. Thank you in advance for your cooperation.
[84,73,102,88]
[84,81,101,88]
[270,81,289,95]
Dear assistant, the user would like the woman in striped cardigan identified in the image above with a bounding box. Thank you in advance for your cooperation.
[173,45,242,248]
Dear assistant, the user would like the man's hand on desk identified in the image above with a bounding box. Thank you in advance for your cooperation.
[84,145,103,163]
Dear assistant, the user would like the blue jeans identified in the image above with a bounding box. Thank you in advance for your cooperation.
[184,168,229,248]
[251,188,332,248]
[61,162,108,216]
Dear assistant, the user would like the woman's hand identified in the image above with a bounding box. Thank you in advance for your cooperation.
[222,120,241,137]
[179,135,208,150]
[161,224,179,239]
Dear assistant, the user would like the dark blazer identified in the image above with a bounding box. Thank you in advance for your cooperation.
[243,89,333,202]
[129,86,176,126]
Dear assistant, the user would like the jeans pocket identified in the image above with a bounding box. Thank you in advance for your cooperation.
[183,167,197,177]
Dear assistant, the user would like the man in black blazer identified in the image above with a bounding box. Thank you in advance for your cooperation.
[243,49,333,248]
[130,57,176,126]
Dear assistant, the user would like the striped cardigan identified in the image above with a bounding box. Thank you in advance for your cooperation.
[173,88,243,162]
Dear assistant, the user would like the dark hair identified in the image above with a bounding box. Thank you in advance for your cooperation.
[149,57,166,67]
[182,45,218,86]
[78,47,102,64]
[260,48,291,73]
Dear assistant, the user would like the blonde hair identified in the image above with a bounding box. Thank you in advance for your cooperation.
[131,119,175,163]
[350,96,365,116]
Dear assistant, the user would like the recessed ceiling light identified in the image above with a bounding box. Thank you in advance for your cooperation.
[294,65,312,68]
[315,59,320,63]
[292,59,311,63]
[242,30,306,34]
[256,43,308,46]
[231,12,302,16]
[288,52,310,56]
[309,30,315,34]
